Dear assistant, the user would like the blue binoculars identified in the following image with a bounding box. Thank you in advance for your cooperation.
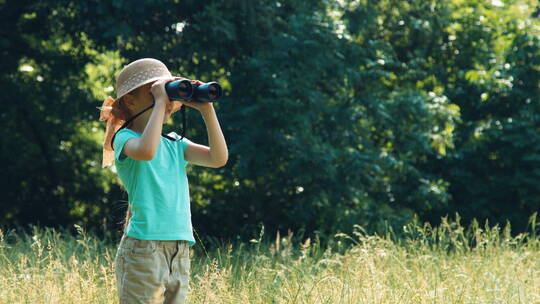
[165,79,222,102]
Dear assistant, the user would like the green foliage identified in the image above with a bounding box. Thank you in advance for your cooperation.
[1,0,539,242]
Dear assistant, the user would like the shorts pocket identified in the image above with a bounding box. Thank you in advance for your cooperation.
[179,243,190,276]
[129,240,157,257]
[179,257,190,276]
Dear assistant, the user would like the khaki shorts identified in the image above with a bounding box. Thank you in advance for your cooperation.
[114,234,191,304]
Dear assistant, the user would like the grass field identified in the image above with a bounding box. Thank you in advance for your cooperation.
[0,214,538,304]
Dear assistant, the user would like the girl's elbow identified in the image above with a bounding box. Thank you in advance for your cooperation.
[215,158,228,168]
[136,148,156,161]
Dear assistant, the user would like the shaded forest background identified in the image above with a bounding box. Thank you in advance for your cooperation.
[1,0,539,245]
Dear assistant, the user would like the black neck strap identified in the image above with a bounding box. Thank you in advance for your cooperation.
[110,102,186,150]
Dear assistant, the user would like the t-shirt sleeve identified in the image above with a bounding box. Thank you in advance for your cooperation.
[169,132,192,167]
[113,129,139,163]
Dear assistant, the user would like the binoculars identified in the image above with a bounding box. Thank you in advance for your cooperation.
[165,79,222,102]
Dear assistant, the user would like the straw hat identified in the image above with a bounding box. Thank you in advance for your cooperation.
[98,58,184,168]
[116,58,174,99]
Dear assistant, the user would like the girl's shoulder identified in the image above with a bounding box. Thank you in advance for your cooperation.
[116,128,142,140]
[113,128,141,148]
[120,128,142,135]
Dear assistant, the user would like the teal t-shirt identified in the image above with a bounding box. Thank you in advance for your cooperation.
[113,128,196,246]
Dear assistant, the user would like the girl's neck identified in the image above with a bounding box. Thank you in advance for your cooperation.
[130,121,148,134]
[128,112,151,134]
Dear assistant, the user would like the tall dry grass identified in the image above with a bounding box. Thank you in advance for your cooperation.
[0,213,538,303]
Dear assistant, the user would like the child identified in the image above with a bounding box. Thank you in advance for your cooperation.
[98,58,228,304]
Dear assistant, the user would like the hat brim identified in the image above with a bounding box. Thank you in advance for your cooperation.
[116,75,185,115]
[116,75,183,100]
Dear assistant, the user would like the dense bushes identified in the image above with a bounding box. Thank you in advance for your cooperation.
[1,0,539,242]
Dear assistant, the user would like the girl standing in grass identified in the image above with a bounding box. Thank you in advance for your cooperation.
[99,58,228,304]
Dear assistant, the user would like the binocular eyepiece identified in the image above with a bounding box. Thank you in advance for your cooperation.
[165,80,222,102]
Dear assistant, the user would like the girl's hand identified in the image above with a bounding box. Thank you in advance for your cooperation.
[150,78,174,105]
[181,80,214,112]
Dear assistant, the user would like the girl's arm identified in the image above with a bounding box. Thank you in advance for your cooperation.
[201,105,229,166]
[183,101,228,168]
[122,79,169,160]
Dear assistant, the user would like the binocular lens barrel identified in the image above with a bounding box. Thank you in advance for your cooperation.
[164,80,222,102]
[165,79,193,100]
[193,82,223,102]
